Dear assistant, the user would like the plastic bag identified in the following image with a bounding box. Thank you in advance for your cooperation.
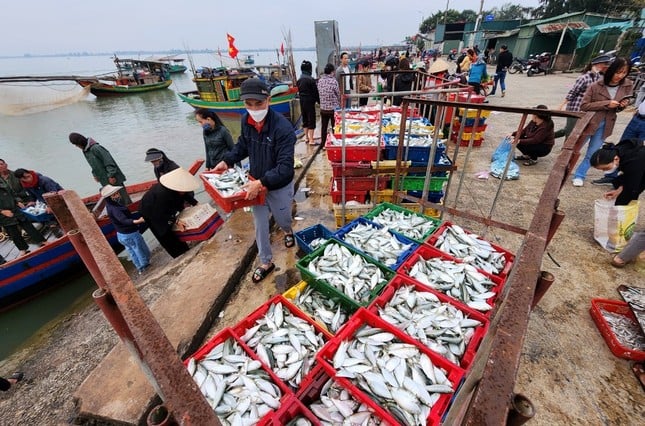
[593,199,640,252]
[490,136,520,180]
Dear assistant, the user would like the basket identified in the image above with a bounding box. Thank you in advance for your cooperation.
[589,299,645,361]
[294,224,334,255]
[200,171,266,213]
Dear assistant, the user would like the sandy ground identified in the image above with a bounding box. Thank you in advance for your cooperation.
[1,68,644,425]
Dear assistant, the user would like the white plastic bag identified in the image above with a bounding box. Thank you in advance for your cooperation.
[593,199,640,252]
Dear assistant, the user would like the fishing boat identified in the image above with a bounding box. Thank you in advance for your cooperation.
[242,54,255,65]
[76,57,173,97]
[145,55,188,74]
[0,160,204,311]
[177,66,299,120]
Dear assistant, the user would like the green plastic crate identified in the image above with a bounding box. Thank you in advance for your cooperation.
[397,176,448,192]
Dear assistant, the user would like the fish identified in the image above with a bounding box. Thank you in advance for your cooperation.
[292,285,351,334]
[307,377,382,425]
[205,166,251,198]
[339,221,414,268]
[434,225,508,275]
[369,207,436,241]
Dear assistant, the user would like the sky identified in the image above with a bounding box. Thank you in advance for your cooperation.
[2,0,541,56]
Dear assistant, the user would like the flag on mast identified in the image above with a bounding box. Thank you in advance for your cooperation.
[227,33,239,59]
[280,42,285,56]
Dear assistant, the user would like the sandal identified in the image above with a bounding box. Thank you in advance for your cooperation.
[9,372,24,383]
[284,234,295,248]
[611,256,626,268]
[632,362,645,392]
[514,155,531,161]
[523,159,538,166]
[252,263,275,283]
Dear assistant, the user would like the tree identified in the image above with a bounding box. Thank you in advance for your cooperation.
[536,0,643,19]
[490,3,537,20]
[419,9,483,33]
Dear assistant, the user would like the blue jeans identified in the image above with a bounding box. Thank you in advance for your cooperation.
[574,120,605,180]
[117,231,151,272]
[344,90,352,109]
[492,70,507,93]
[253,182,294,265]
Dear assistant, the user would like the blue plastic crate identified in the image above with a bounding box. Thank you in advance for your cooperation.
[334,217,419,272]
[295,224,334,255]
[383,134,446,164]
[407,190,444,203]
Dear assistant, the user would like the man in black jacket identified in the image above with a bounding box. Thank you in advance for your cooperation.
[490,45,513,97]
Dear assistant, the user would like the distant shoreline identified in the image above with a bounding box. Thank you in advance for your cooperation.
[0,45,386,59]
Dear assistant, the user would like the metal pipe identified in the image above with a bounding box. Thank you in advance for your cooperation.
[147,404,177,426]
[532,271,555,309]
[65,229,109,290]
[93,288,141,358]
[506,393,536,426]
[546,210,565,246]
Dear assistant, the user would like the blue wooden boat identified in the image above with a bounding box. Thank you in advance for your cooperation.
[0,160,204,311]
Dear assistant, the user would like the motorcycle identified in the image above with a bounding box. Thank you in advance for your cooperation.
[526,52,552,77]
[508,57,530,74]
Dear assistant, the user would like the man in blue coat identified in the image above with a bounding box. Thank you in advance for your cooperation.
[213,78,296,284]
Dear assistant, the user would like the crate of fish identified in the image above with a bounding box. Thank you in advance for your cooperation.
[283,281,352,335]
[296,365,390,424]
[399,245,505,316]
[334,217,419,272]
[316,308,465,426]
[232,295,333,392]
[325,134,384,162]
[368,274,489,369]
[296,239,395,312]
[266,394,320,425]
[200,167,266,213]
[332,202,374,228]
[21,201,55,222]
[427,222,515,278]
[184,328,292,424]
[294,224,334,255]
[382,135,447,164]
[364,202,441,245]
[589,299,645,361]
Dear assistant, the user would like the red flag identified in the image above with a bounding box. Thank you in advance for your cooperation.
[227,33,239,59]
[280,42,285,56]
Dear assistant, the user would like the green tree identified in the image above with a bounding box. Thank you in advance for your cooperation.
[490,3,537,20]
[419,9,484,33]
[536,0,643,19]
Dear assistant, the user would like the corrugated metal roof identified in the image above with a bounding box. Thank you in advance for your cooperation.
[482,29,520,39]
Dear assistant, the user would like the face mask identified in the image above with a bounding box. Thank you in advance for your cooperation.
[202,123,212,131]
[247,108,268,122]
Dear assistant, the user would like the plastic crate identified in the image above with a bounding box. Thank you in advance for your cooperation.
[398,245,505,317]
[382,135,447,164]
[184,328,292,424]
[427,221,515,278]
[21,209,55,223]
[457,108,491,119]
[325,134,383,162]
[364,202,441,244]
[231,295,333,391]
[332,202,373,228]
[368,274,489,369]
[200,171,266,213]
[397,176,448,192]
[282,281,351,335]
[174,211,223,242]
[296,238,394,312]
[316,308,465,425]
[589,299,645,361]
[267,395,320,425]
[330,178,370,204]
[406,190,444,204]
[294,224,334,255]
[333,176,390,191]
[334,217,419,272]
[330,161,373,177]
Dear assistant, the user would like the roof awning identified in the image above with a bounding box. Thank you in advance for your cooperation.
[482,29,520,39]
[536,22,589,33]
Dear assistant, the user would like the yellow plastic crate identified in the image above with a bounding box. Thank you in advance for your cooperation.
[458,109,491,119]
[461,131,485,141]
[282,281,331,333]
[333,203,373,228]
[370,189,394,204]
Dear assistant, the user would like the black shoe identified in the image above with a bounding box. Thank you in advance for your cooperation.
[592,176,614,186]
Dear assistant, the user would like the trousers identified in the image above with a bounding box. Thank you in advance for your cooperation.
[117,231,151,272]
[253,182,294,265]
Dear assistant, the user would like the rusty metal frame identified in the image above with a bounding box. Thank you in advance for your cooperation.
[46,191,220,425]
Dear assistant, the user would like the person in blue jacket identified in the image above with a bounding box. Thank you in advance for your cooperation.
[467,53,489,98]
[13,169,63,204]
[213,78,296,284]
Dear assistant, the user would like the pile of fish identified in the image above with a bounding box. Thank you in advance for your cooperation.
[308,377,382,425]
[339,221,414,268]
[309,237,329,251]
[600,308,645,351]
[186,338,283,424]
[22,200,49,216]
[292,285,351,334]
[407,255,497,312]
[328,134,381,147]
[381,114,435,135]
[240,301,327,389]
[331,324,454,425]
[333,120,380,134]
[204,166,249,197]
[384,135,446,148]
[368,208,436,242]
[377,285,483,365]
[306,242,386,304]
[433,224,508,275]
[285,417,314,426]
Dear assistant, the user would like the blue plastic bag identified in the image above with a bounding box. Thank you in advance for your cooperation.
[490,136,520,180]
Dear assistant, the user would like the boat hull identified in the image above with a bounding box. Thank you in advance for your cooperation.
[177,88,297,118]
[169,65,187,74]
[89,80,172,97]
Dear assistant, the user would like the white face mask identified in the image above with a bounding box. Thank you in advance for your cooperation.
[247,108,268,122]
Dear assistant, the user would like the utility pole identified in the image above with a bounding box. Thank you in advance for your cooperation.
[468,0,485,49]
[444,0,449,25]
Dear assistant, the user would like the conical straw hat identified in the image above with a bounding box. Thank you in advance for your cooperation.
[159,167,200,192]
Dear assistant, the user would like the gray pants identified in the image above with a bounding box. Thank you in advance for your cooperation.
[253,182,294,265]
[618,230,645,263]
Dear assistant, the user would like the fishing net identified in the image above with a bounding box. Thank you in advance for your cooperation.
[0,82,90,116]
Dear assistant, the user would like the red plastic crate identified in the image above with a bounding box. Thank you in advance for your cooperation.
[175,211,223,242]
[329,178,369,204]
[367,274,489,369]
[183,328,293,424]
[589,299,645,361]
[325,134,383,162]
[200,171,266,213]
[333,176,390,191]
[398,245,505,317]
[267,394,320,425]
[232,295,333,390]
[426,221,515,278]
[316,308,465,425]
[330,161,374,177]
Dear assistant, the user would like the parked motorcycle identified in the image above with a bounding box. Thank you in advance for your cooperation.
[526,52,552,77]
[508,57,530,74]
